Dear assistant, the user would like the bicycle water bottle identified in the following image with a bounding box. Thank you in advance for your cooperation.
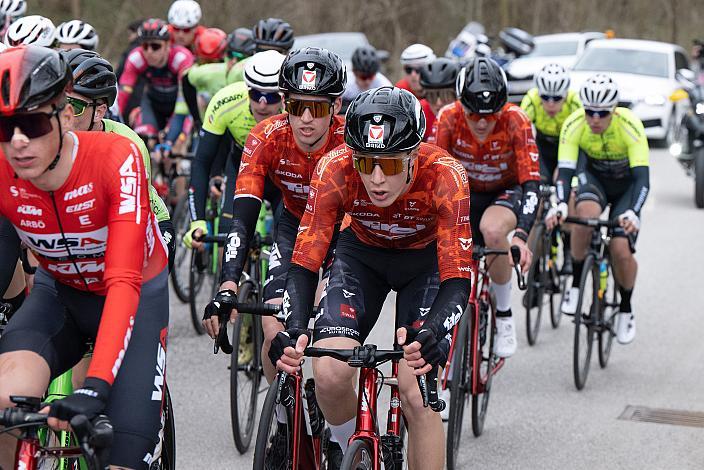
[599,260,608,294]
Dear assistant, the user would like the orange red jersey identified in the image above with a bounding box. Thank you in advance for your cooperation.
[0,131,167,385]
[292,143,472,282]
[430,101,541,192]
[234,113,346,219]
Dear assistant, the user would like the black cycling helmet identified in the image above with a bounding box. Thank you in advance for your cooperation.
[279,47,346,97]
[253,18,294,53]
[227,27,255,57]
[456,57,507,114]
[351,45,380,75]
[420,58,460,89]
[61,48,117,106]
[345,86,425,154]
[138,18,170,42]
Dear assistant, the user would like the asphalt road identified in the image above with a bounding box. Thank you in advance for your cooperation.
[166,147,704,469]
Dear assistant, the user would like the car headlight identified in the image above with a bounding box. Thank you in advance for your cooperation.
[643,94,666,106]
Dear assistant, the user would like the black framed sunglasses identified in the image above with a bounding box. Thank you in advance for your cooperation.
[540,94,566,102]
[0,108,61,142]
[403,66,421,75]
[584,108,612,118]
[141,42,163,52]
[248,89,281,105]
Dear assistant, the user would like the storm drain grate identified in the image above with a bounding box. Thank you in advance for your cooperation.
[618,405,704,428]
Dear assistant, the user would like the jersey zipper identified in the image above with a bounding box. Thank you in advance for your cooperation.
[49,191,91,291]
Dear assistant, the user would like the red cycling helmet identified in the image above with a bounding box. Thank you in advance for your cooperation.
[138,18,170,42]
[0,45,72,115]
[194,27,227,61]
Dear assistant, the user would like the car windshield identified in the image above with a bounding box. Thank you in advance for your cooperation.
[293,33,367,61]
[526,40,578,57]
[573,47,669,78]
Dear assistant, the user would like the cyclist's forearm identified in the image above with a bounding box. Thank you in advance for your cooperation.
[164,113,186,145]
[220,197,261,284]
[282,264,318,330]
[182,73,200,124]
[0,217,20,296]
[556,166,576,203]
[188,130,222,221]
[629,165,650,214]
[517,179,540,234]
[424,277,471,339]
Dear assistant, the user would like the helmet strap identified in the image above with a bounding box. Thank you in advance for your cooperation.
[87,102,98,131]
[44,104,64,174]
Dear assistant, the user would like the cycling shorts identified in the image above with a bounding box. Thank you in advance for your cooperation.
[536,131,559,183]
[313,228,448,360]
[469,185,523,248]
[575,170,638,250]
[263,208,335,301]
[135,93,175,136]
[0,268,170,469]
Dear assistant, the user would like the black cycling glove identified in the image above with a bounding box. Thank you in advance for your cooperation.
[49,378,109,423]
[268,328,309,368]
[203,289,237,321]
[158,219,176,272]
[403,326,447,368]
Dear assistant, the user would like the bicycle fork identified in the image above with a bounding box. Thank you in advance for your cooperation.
[349,366,382,470]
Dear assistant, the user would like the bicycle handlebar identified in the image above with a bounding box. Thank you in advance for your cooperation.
[564,216,621,229]
[0,407,112,470]
[212,302,287,355]
[302,344,445,413]
[472,245,527,290]
[196,233,273,246]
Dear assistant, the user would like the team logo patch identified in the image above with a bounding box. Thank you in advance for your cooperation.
[340,304,356,320]
[300,70,317,90]
[367,124,385,148]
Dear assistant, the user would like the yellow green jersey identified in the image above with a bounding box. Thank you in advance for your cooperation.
[201,81,255,148]
[521,88,582,138]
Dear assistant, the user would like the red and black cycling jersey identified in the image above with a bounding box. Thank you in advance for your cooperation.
[234,113,346,219]
[292,142,472,282]
[430,101,541,193]
[0,131,168,386]
[118,45,194,115]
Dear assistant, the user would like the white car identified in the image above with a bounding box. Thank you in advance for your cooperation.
[568,38,691,141]
[292,32,389,72]
[505,32,605,102]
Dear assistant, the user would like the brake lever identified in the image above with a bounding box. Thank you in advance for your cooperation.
[510,245,527,290]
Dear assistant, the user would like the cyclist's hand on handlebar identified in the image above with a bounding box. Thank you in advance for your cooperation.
[545,201,568,230]
[269,329,309,374]
[43,378,108,432]
[183,219,208,249]
[397,326,446,375]
[618,209,640,234]
[509,237,532,273]
[202,288,238,339]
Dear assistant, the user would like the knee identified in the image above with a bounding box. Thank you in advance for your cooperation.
[480,224,507,248]
[261,317,284,344]
[398,379,429,422]
[312,358,355,400]
[610,239,633,265]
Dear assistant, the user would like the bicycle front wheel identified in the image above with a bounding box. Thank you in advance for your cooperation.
[525,223,547,345]
[471,293,497,437]
[170,194,191,303]
[573,256,597,390]
[155,383,176,470]
[446,312,470,470]
[341,439,376,470]
[598,258,619,368]
[253,377,294,470]
[231,282,263,453]
[188,248,215,335]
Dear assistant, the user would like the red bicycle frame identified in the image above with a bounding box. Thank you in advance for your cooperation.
[282,371,323,470]
[14,437,84,470]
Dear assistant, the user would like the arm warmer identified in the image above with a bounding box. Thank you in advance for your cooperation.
[556,166,576,204]
[0,217,20,296]
[517,179,540,235]
[188,130,223,221]
[282,264,319,330]
[423,277,471,340]
[220,196,262,284]
[181,73,201,129]
[629,166,650,214]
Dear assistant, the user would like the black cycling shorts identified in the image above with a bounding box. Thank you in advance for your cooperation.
[0,268,170,469]
[469,185,522,248]
[263,208,336,301]
[536,131,559,183]
[576,169,638,250]
[314,229,448,359]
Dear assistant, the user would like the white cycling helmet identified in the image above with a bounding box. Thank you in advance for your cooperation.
[579,73,619,109]
[168,0,202,28]
[400,43,435,67]
[0,0,26,19]
[244,50,285,93]
[535,63,570,97]
[4,15,56,47]
[56,20,99,50]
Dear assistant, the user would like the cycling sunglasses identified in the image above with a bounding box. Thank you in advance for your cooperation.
[352,153,411,176]
[66,97,95,117]
[403,66,421,75]
[248,89,281,105]
[540,94,566,102]
[463,107,499,123]
[425,88,456,103]
[172,26,194,33]
[0,108,60,142]
[584,108,612,118]
[355,72,375,81]
[285,98,333,118]
[142,42,163,52]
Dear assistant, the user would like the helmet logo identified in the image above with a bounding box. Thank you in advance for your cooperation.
[306,62,315,68]
[300,70,317,90]
[367,124,385,148]
[373,114,382,123]
[482,91,490,98]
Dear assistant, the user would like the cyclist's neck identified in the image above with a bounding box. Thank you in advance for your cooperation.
[294,127,330,154]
